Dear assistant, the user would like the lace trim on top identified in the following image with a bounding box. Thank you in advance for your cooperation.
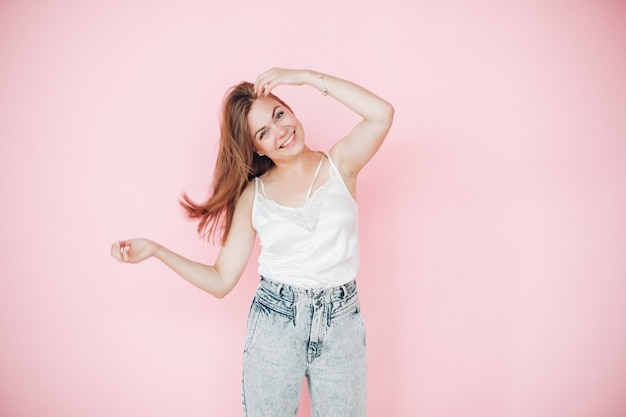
[255,155,330,232]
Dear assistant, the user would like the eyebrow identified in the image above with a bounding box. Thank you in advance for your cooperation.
[254,106,280,138]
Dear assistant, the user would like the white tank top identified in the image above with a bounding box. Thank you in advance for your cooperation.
[252,153,359,289]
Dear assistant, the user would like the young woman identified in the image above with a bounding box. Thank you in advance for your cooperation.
[110,68,394,417]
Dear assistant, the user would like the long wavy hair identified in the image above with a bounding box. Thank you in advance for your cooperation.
[180,81,292,244]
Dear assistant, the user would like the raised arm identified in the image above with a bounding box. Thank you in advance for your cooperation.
[255,68,394,178]
[110,183,257,299]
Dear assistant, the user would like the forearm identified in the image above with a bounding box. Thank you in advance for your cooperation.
[153,244,230,298]
[303,70,394,125]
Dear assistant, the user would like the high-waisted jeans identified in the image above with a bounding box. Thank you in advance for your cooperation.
[242,277,367,417]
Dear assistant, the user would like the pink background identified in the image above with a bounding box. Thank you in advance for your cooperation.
[1,0,625,416]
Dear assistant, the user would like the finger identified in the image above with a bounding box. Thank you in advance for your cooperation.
[254,81,263,97]
[253,79,260,96]
[255,68,272,84]
[262,81,273,97]
[257,79,271,97]
[121,242,130,261]
[255,69,278,96]
[254,74,268,96]
[111,241,121,261]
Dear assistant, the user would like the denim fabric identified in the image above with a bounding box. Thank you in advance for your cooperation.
[242,277,367,417]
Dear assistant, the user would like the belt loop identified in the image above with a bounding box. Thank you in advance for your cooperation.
[276,283,283,296]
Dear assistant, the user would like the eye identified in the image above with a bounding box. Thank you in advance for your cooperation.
[276,111,284,120]
[259,128,269,140]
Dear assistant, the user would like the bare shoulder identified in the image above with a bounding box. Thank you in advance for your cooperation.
[227,180,256,232]
[237,180,256,210]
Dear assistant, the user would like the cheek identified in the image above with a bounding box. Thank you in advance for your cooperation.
[256,138,272,151]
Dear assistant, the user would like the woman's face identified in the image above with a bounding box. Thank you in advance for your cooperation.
[247,97,304,161]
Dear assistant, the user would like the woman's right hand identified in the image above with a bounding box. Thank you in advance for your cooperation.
[110,238,158,263]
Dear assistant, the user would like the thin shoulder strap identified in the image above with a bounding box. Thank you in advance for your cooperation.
[326,152,339,173]
[305,155,325,201]
[255,177,269,199]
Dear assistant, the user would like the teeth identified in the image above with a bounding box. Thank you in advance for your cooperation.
[281,133,295,148]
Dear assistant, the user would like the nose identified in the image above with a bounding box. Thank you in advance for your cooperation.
[273,122,288,138]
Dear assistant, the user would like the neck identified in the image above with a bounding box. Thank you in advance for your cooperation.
[269,148,322,178]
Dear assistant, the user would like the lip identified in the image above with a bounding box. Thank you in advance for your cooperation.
[279,131,296,149]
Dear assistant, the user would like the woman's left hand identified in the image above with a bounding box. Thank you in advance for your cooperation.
[254,68,310,97]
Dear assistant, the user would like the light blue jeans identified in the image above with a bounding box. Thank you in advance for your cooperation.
[242,277,367,417]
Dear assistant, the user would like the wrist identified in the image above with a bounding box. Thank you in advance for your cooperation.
[152,241,165,259]
[316,73,328,96]
[306,69,328,95]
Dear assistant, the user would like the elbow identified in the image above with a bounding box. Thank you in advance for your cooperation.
[384,102,395,124]
[212,287,231,299]
[211,280,236,299]
[209,266,238,299]
[377,101,394,129]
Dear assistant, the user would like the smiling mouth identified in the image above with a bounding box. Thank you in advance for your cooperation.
[279,132,296,149]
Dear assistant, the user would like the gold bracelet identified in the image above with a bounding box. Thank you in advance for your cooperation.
[317,74,328,96]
